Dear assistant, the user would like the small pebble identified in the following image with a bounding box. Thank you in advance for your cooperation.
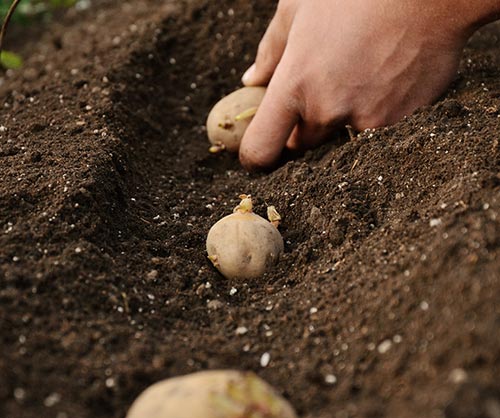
[13,388,26,401]
[235,326,248,335]
[429,218,442,227]
[146,270,158,280]
[260,352,270,367]
[377,339,393,354]
[324,374,337,385]
[207,300,223,310]
[449,368,468,384]
[44,392,61,407]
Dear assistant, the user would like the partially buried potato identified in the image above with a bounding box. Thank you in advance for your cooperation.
[206,195,284,280]
[206,86,266,152]
[126,370,297,418]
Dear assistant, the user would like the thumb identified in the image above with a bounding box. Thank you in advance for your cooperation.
[242,11,289,87]
[239,65,299,170]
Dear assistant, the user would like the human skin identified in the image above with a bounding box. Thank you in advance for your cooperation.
[239,0,500,170]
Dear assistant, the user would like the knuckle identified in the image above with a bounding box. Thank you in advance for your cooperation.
[351,111,385,130]
[301,95,343,129]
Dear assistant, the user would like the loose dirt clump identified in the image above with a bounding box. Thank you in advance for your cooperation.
[1,1,499,418]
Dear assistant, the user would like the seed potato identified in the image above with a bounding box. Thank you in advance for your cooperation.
[126,370,297,418]
[206,86,266,152]
[206,195,283,280]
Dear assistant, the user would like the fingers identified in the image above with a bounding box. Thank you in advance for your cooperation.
[285,119,338,151]
[242,3,294,87]
[239,65,300,170]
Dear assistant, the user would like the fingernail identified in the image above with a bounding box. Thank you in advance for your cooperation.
[242,63,256,85]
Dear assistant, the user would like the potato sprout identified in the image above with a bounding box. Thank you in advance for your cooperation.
[126,370,297,418]
[206,87,266,152]
[206,195,284,280]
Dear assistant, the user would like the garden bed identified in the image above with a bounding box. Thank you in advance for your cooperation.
[1,1,499,417]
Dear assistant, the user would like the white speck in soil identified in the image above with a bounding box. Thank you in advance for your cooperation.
[74,247,82,254]
[235,326,248,335]
[260,352,270,367]
[13,388,26,401]
[146,270,158,280]
[449,368,468,384]
[44,392,61,407]
[393,334,403,344]
[229,287,237,296]
[324,374,337,385]
[310,307,318,314]
[429,218,442,227]
[105,378,116,388]
[420,301,429,311]
[207,300,223,310]
[377,339,393,354]
[75,0,91,11]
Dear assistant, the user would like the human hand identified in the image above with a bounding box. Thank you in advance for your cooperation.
[239,0,484,170]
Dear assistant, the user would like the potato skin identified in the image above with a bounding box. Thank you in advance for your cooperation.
[206,211,284,280]
[206,87,266,152]
[126,370,297,418]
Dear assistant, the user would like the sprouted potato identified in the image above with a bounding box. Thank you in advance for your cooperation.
[206,86,266,153]
[126,370,297,418]
[206,195,283,280]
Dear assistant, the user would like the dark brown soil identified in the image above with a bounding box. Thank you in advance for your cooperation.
[1,1,499,417]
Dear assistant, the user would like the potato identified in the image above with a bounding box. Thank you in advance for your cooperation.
[206,195,284,280]
[126,370,297,418]
[206,87,266,152]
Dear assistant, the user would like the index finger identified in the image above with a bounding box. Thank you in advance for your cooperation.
[239,65,300,171]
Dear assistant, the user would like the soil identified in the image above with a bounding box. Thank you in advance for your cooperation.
[1,1,499,417]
